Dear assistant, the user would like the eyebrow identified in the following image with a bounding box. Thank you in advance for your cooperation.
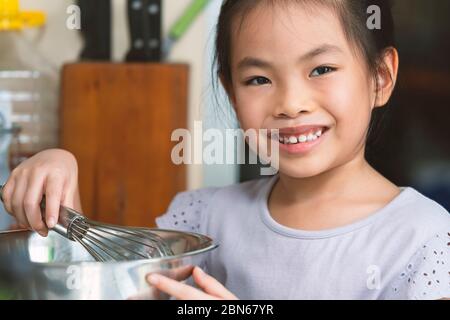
[237,44,343,70]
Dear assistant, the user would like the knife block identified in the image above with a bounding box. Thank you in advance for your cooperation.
[59,63,188,227]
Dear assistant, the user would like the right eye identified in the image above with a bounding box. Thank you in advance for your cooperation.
[245,76,271,86]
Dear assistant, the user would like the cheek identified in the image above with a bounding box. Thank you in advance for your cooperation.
[234,89,271,130]
[323,76,373,137]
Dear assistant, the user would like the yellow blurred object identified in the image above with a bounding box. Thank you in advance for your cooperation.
[0,0,45,31]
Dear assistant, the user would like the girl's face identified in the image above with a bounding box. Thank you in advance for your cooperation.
[227,3,380,178]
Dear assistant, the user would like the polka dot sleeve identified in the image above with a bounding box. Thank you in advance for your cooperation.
[388,231,450,300]
[155,188,217,234]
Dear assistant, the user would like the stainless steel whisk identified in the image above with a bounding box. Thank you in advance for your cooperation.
[0,185,173,262]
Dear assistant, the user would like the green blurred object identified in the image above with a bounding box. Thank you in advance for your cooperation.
[0,284,15,300]
[169,0,209,39]
[163,0,211,58]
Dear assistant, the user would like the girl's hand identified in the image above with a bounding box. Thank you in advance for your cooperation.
[146,266,238,300]
[1,148,82,236]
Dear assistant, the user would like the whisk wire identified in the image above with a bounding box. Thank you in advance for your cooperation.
[70,223,149,261]
[71,225,126,260]
[89,221,167,247]
[71,231,110,262]
[87,221,173,256]
[80,224,164,257]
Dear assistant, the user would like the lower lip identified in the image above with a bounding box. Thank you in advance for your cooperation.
[277,129,329,155]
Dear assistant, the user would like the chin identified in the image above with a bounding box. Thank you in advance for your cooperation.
[278,157,332,179]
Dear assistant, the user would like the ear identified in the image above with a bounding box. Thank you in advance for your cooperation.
[219,75,237,108]
[374,47,399,108]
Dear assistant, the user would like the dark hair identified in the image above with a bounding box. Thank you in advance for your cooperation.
[212,0,396,149]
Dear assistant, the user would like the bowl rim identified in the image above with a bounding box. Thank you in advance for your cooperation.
[0,228,219,267]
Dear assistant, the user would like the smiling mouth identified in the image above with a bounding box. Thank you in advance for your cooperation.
[269,126,330,145]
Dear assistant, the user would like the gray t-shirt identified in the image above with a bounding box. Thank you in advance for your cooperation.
[156,175,450,300]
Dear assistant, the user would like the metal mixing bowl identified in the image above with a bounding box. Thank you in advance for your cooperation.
[0,229,217,300]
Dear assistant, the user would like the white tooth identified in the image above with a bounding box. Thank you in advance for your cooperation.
[312,135,318,140]
[289,136,298,144]
[279,138,283,143]
[315,130,322,137]
[298,135,307,143]
[307,133,315,141]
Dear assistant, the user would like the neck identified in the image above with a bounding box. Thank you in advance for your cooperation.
[276,152,375,204]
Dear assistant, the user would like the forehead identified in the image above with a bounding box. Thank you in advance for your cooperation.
[230,2,351,63]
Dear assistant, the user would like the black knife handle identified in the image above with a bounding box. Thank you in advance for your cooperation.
[126,0,162,62]
[78,0,112,61]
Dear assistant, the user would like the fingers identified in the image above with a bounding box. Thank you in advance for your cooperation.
[146,273,217,300]
[10,175,30,229]
[163,265,194,282]
[43,174,64,229]
[23,173,47,236]
[143,266,194,300]
[145,267,237,300]
[192,267,237,300]
[59,184,78,211]
[3,168,66,234]
[1,149,80,237]
[1,178,15,215]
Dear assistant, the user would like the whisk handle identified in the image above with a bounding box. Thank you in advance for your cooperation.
[47,206,86,241]
[0,184,85,241]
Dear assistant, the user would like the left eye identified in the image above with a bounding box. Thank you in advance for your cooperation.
[245,76,271,86]
[310,66,336,77]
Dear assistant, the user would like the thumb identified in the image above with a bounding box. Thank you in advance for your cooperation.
[192,267,237,300]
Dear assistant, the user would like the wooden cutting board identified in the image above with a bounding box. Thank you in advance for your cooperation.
[59,63,188,227]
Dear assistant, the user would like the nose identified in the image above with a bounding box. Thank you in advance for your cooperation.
[273,84,315,118]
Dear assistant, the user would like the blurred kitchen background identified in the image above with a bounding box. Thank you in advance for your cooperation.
[0,0,449,229]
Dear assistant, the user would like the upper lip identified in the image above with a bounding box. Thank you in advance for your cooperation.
[268,125,329,137]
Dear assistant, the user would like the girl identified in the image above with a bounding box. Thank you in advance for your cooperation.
[2,0,449,300]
